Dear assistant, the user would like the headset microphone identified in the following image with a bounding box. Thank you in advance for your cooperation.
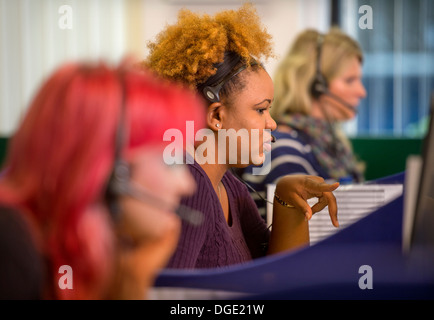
[107,160,204,226]
[120,179,204,227]
[312,78,357,113]
[324,90,357,113]
[105,73,203,226]
[310,33,357,114]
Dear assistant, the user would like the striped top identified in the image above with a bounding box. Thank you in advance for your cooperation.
[167,160,270,269]
[243,113,364,217]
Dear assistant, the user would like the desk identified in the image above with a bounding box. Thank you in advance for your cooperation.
[155,173,434,299]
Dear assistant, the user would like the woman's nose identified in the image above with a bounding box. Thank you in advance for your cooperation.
[358,81,367,99]
[267,114,277,131]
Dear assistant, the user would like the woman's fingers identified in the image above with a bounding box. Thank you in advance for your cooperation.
[325,191,339,227]
[310,195,339,227]
[305,178,340,194]
[311,196,328,214]
[319,191,339,227]
[305,178,339,227]
[276,175,340,226]
[290,192,313,221]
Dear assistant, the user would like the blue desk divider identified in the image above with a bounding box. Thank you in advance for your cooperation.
[155,172,434,299]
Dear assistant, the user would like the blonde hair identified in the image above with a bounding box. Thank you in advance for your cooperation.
[143,3,274,89]
[271,28,363,120]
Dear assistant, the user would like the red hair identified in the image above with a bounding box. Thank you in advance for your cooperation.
[0,62,204,299]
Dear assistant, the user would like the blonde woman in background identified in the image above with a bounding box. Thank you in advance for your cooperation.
[243,28,367,216]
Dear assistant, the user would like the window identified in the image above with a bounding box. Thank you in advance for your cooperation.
[336,0,434,137]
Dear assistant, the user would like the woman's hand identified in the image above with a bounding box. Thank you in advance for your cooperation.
[110,212,181,299]
[275,175,340,227]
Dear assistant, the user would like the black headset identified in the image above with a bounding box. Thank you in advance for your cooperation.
[104,75,204,226]
[104,74,130,221]
[201,61,260,103]
[307,33,362,176]
[310,33,329,100]
[201,60,276,143]
[201,66,243,103]
[310,33,357,112]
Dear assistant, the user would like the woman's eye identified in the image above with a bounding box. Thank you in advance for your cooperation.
[257,108,266,114]
[344,77,357,85]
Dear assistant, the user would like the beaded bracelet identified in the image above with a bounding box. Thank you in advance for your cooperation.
[274,193,295,208]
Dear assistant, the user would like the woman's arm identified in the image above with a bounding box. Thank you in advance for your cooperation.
[267,175,339,254]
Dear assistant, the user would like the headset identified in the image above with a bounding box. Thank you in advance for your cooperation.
[104,73,130,221]
[202,64,249,103]
[310,33,357,113]
[202,61,261,104]
[308,34,363,175]
[201,61,277,142]
[104,74,203,226]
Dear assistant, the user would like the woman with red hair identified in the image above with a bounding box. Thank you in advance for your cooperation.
[0,62,204,299]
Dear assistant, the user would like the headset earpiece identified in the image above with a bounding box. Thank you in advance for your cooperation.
[200,62,260,103]
[107,160,131,195]
[310,33,357,113]
[202,86,220,103]
[310,73,328,99]
[104,71,205,226]
[105,73,129,221]
[310,33,328,100]
[105,160,131,221]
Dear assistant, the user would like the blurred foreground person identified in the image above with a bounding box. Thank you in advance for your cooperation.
[0,61,204,299]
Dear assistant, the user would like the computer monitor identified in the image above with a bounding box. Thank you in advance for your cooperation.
[410,93,434,252]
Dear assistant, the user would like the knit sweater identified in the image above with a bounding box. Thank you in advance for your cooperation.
[167,161,270,269]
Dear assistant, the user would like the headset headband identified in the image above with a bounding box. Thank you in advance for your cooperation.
[311,33,328,99]
[105,71,129,221]
[202,61,260,103]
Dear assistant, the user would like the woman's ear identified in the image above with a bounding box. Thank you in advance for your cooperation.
[206,102,223,131]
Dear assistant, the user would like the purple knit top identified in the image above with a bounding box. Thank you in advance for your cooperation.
[167,161,270,269]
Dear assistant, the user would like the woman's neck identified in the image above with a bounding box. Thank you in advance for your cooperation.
[193,135,229,189]
[199,162,227,189]
[200,161,231,224]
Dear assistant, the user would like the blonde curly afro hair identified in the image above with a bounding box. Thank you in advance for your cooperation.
[144,3,274,88]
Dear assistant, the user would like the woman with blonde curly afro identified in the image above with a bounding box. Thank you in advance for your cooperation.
[143,3,340,269]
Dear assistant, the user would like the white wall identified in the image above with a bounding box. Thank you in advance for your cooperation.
[140,0,330,77]
[0,0,330,136]
[0,0,127,136]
